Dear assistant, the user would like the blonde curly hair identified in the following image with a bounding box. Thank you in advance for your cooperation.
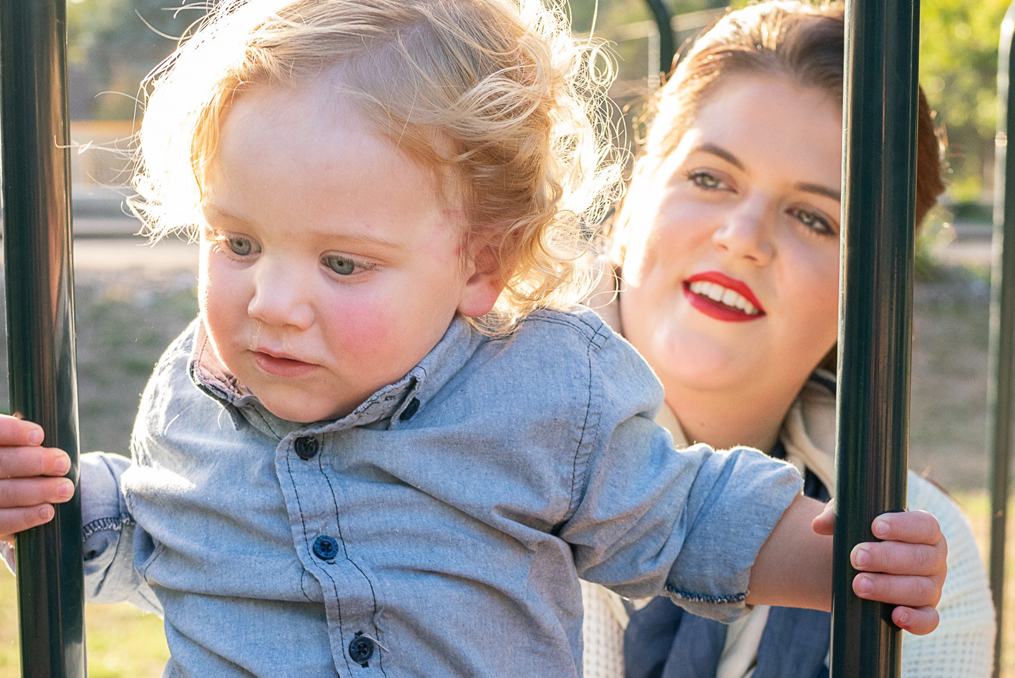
[131,0,623,334]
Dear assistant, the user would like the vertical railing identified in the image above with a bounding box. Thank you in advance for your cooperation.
[643,0,675,78]
[830,0,920,676]
[988,5,1015,677]
[0,1,86,677]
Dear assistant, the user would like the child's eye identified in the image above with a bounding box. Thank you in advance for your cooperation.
[323,254,372,276]
[687,169,729,191]
[789,207,836,236]
[227,236,258,256]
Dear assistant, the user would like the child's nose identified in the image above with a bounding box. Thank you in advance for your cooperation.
[247,266,315,330]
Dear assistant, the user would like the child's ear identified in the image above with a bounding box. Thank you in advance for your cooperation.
[457,244,503,318]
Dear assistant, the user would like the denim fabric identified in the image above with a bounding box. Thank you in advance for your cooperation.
[79,307,803,677]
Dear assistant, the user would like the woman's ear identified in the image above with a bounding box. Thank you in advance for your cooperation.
[457,241,504,318]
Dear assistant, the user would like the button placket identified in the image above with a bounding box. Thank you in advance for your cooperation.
[313,535,339,561]
[294,436,320,460]
[348,631,375,667]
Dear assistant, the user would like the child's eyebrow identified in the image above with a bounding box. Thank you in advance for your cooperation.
[202,203,408,253]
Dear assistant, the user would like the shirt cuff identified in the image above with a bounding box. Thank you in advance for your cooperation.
[663,446,803,622]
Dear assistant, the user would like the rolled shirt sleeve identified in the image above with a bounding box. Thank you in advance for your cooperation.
[559,328,803,622]
[81,451,161,615]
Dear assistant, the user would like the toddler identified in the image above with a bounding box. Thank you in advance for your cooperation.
[0,0,945,676]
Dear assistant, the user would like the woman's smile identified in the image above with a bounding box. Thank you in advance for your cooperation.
[683,271,765,322]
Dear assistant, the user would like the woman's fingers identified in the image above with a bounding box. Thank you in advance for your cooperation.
[891,606,940,636]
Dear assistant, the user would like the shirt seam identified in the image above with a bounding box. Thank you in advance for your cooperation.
[82,514,135,541]
[664,582,748,605]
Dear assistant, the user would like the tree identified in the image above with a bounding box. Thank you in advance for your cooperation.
[920,0,1010,204]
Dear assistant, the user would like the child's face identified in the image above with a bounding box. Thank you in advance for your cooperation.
[198,80,499,422]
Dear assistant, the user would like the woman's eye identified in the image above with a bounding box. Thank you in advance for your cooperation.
[791,208,835,235]
[325,255,358,276]
[227,236,256,256]
[688,170,728,191]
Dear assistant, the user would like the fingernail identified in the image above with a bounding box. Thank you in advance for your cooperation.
[895,609,910,628]
[52,454,70,475]
[854,546,871,567]
[27,429,44,446]
[856,575,874,596]
[873,519,889,538]
[57,480,74,500]
[38,505,54,521]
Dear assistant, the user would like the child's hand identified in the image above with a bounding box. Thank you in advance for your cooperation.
[812,502,946,635]
[0,415,74,545]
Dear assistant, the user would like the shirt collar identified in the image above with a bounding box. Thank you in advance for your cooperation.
[188,315,483,435]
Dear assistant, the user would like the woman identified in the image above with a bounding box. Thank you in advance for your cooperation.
[582,3,996,677]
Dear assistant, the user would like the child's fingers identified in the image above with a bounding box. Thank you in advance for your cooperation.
[851,541,945,577]
[0,477,75,510]
[891,605,940,636]
[852,572,941,609]
[0,447,70,479]
[811,500,835,536]
[871,510,944,547]
[0,504,57,538]
[0,416,45,447]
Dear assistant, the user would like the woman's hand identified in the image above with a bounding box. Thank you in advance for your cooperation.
[0,414,74,545]
[813,503,946,635]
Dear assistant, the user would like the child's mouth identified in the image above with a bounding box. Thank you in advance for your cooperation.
[252,350,319,377]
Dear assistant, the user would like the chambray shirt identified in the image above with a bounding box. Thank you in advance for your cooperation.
[79,307,803,677]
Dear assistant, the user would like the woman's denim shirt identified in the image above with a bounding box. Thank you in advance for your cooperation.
[78,307,803,677]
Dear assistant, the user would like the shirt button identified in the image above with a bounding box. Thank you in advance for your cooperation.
[349,632,375,666]
[294,436,319,460]
[312,535,339,561]
[399,397,420,421]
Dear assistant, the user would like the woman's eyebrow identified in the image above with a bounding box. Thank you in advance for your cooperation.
[796,182,841,201]
[692,143,744,170]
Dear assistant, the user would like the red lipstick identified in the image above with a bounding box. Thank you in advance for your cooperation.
[683,271,765,323]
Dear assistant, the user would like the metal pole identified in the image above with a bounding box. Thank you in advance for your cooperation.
[643,0,675,76]
[830,0,919,676]
[988,5,1015,676]
[0,1,86,677]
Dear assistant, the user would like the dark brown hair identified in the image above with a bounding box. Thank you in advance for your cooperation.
[610,0,944,261]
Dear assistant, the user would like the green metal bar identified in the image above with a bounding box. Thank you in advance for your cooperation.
[643,0,675,75]
[0,1,86,677]
[988,5,1015,676]
[830,0,919,676]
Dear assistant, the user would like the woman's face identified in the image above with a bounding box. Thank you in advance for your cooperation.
[619,76,843,399]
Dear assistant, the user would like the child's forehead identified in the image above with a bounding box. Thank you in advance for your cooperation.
[213,77,467,213]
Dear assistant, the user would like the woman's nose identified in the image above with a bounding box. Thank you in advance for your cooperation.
[711,195,775,265]
[247,264,315,330]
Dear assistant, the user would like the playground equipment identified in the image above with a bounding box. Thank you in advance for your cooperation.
[988,3,1015,677]
[0,0,935,676]
[0,1,86,677]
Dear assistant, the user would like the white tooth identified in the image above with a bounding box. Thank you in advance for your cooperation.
[690,281,703,294]
[721,289,738,307]
[743,301,758,315]
[706,285,724,302]
[733,295,749,311]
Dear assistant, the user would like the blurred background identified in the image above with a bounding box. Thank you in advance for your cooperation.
[0,0,1011,675]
